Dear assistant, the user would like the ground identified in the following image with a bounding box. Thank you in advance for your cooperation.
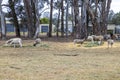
[0,37,120,80]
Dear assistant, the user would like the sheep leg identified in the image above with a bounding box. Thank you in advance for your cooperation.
[19,42,22,47]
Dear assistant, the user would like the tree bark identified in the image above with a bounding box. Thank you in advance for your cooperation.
[48,0,53,37]
[73,0,81,38]
[0,0,6,39]
[23,0,34,38]
[9,0,21,37]
[61,0,64,37]
[56,9,60,37]
[65,0,69,37]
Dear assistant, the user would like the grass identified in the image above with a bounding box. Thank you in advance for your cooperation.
[0,39,120,80]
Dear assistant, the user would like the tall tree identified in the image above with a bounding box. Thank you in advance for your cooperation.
[100,0,112,34]
[23,0,34,38]
[65,0,69,37]
[61,0,64,37]
[0,0,6,39]
[48,0,53,37]
[73,0,81,38]
[8,0,21,37]
[54,0,61,37]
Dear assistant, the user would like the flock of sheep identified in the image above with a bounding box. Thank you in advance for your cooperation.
[74,34,116,48]
[4,34,117,48]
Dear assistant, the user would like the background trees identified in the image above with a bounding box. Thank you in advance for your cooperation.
[0,0,114,39]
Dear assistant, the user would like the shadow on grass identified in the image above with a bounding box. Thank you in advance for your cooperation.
[2,43,50,48]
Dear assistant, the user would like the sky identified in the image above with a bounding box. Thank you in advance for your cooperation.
[1,0,120,13]
[111,0,120,13]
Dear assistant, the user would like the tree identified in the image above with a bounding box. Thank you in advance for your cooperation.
[23,0,35,38]
[111,12,120,25]
[54,0,61,37]
[23,0,49,38]
[100,0,112,34]
[84,0,112,35]
[73,0,81,38]
[8,0,21,37]
[65,0,69,37]
[48,0,53,37]
[61,0,64,37]
[0,0,6,39]
[40,18,49,24]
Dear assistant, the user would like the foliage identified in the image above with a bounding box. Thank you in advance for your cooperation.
[111,12,120,25]
[40,18,49,24]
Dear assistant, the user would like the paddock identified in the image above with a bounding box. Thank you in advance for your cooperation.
[0,38,120,80]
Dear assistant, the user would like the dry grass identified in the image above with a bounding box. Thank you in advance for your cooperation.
[0,38,120,80]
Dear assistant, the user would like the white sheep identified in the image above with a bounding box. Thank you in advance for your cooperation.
[93,35,104,41]
[5,38,22,48]
[33,38,41,46]
[87,35,94,43]
[107,39,114,48]
[73,38,85,45]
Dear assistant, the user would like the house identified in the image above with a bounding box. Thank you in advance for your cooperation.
[115,25,120,34]
[39,24,55,33]
[5,21,55,33]
[107,24,116,33]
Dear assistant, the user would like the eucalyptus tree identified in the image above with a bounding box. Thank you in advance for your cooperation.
[8,0,21,37]
[0,0,6,39]
[23,0,49,38]
[100,0,112,34]
[48,0,53,37]
[23,0,35,38]
[54,0,61,37]
[73,0,82,38]
[85,0,112,35]
[61,0,64,37]
[111,12,120,25]
[65,0,69,37]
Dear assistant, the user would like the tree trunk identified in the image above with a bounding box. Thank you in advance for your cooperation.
[34,0,40,38]
[101,0,112,35]
[61,0,64,37]
[81,1,87,38]
[0,0,6,39]
[71,5,74,36]
[9,0,21,37]
[23,0,34,38]
[65,0,69,37]
[56,9,60,37]
[73,0,81,38]
[48,0,53,37]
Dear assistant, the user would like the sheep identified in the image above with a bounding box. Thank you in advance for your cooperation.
[5,38,22,48]
[33,38,41,46]
[93,35,104,41]
[93,35,104,45]
[87,35,104,45]
[107,39,114,48]
[104,34,111,40]
[73,38,85,45]
[87,35,94,43]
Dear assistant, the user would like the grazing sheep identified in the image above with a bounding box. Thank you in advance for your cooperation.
[93,35,104,41]
[104,34,111,40]
[87,35,94,43]
[5,38,22,48]
[107,39,114,48]
[73,38,85,45]
[33,38,41,46]
[93,35,104,45]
